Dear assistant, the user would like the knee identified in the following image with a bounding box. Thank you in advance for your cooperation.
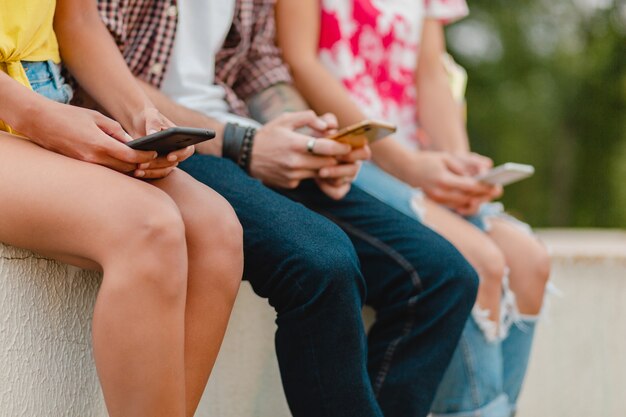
[279,228,364,311]
[108,200,188,302]
[440,251,480,311]
[474,244,507,287]
[189,198,244,299]
[529,244,551,287]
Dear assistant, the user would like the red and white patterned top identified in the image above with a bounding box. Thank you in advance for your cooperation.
[318,0,468,149]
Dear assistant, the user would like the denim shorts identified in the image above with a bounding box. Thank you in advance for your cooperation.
[23,60,73,104]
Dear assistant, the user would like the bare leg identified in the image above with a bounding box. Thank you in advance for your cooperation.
[486,218,551,315]
[152,170,243,415]
[421,199,506,326]
[0,136,189,416]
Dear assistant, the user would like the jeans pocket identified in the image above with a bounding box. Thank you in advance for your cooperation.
[25,61,74,104]
[22,61,53,85]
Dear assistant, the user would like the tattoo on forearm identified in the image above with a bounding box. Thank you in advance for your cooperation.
[247,82,310,123]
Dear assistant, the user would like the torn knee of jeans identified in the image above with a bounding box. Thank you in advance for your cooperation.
[505,280,563,333]
[474,267,515,342]
[471,305,501,343]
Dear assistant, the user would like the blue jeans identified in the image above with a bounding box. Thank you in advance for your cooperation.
[23,60,73,104]
[354,162,537,417]
[180,155,478,417]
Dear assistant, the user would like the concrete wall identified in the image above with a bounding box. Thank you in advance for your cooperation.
[1,230,625,416]
[517,230,626,417]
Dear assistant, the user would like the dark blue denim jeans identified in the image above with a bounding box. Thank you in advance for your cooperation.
[180,155,478,417]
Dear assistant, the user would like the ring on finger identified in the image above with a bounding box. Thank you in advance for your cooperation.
[306,138,317,155]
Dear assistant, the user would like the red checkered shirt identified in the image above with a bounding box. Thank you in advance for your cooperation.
[98,0,291,117]
[215,0,293,117]
[97,0,178,88]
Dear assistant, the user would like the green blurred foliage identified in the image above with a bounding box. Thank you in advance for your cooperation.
[447,0,626,227]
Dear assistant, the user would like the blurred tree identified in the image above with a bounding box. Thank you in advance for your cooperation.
[447,0,626,227]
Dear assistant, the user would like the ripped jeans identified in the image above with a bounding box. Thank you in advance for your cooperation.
[354,161,539,417]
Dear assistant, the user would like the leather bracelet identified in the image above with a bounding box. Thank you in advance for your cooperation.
[222,123,256,174]
[222,122,245,163]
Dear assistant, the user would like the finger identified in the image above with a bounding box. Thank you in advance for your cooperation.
[145,119,166,135]
[298,137,351,156]
[455,199,483,216]
[322,177,353,187]
[441,173,496,196]
[491,185,504,199]
[96,114,133,143]
[287,170,318,181]
[318,163,360,180]
[471,152,493,168]
[145,112,176,135]
[319,113,338,130]
[103,136,157,164]
[134,166,177,179]
[279,110,329,131]
[137,156,180,170]
[290,153,339,170]
[426,187,474,208]
[316,179,351,200]
[93,155,138,173]
[165,145,195,162]
[338,146,371,163]
[444,155,468,176]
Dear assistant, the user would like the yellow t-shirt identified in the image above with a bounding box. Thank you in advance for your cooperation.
[0,0,61,132]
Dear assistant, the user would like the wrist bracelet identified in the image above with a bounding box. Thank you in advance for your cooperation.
[222,123,256,174]
[222,122,244,163]
[238,126,256,173]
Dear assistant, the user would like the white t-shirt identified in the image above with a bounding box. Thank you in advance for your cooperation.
[162,0,257,126]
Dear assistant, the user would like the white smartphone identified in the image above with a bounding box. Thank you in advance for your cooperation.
[475,163,535,186]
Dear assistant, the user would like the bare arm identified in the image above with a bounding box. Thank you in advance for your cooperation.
[275,0,428,183]
[54,0,154,135]
[136,79,225,156]
[415,20,469,154]
[276,0,498,209]
[0,71,49,133]
[53,0,196,178]
[247,82,309,124]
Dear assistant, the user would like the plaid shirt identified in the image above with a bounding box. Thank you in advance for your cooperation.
[97,0,291,117]
[98,0,178,88]
[215,0,293,117]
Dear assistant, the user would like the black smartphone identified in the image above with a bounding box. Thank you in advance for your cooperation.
[127,127,216,155]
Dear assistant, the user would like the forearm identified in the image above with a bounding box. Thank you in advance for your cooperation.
[136,79,225,156]
[417,67,470,153]
[0,72,50,133]
[289,58,365,128]
[247,82,309,124]
[54,0,151,130]
[369,138,425,186]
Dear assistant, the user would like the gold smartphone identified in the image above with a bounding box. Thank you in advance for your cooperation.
[329,120,396,148]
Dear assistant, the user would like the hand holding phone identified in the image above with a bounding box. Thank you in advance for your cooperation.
[127,127,216,155]
[328,120,396,148]
[475,163,535,186]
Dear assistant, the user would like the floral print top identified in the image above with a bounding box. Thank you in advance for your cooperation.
[318,0,468,149]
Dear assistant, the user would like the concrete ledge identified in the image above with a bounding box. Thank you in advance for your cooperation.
[1,230,625,416]
[518,229,626,417]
